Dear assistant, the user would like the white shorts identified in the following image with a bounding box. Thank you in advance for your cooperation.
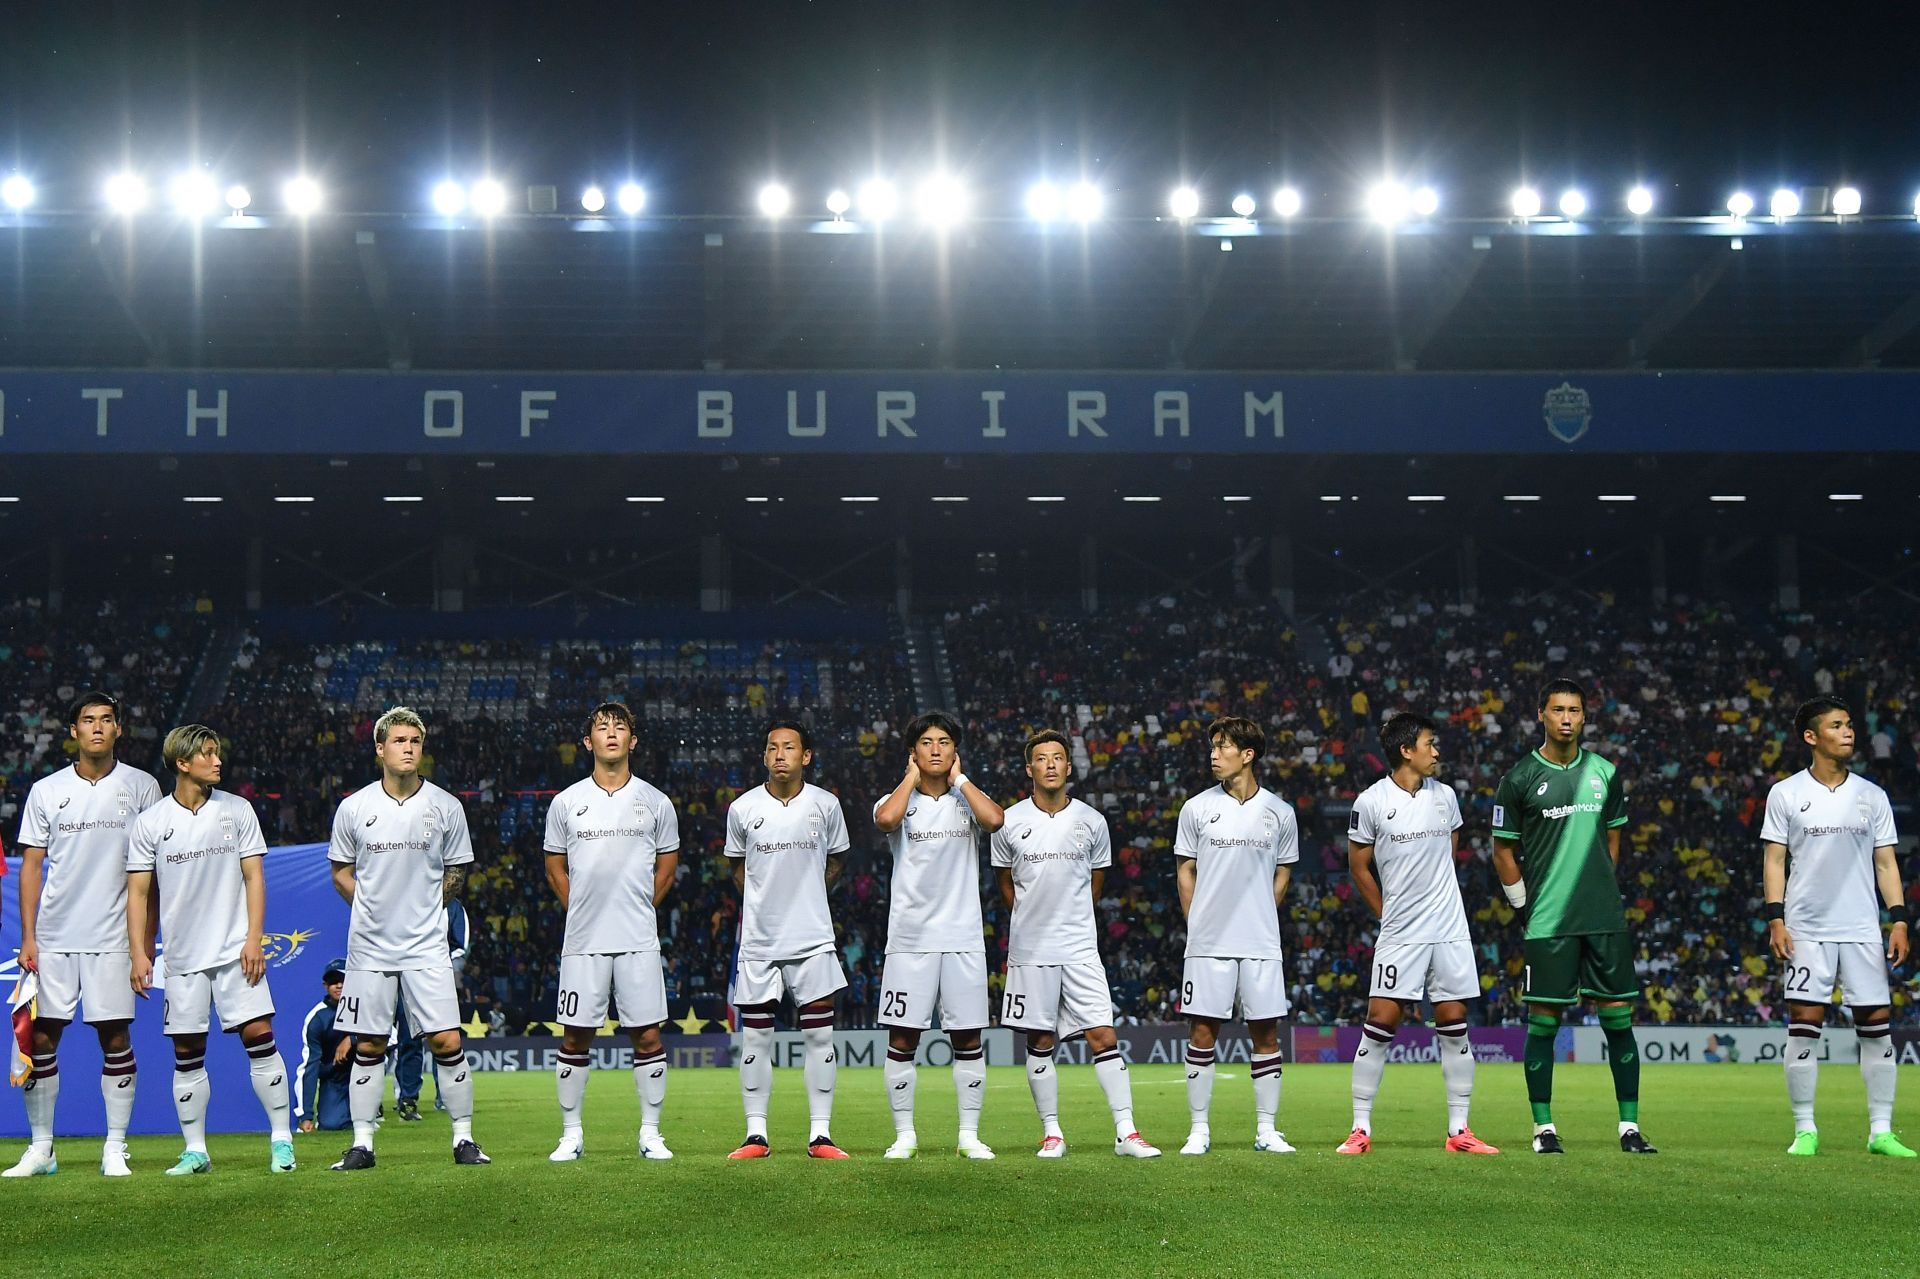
[557,951,668,1028]
[731,953,848,1009]
[34,951,135,1024]
[879,951,989,1031]
[163,960,277,1035]
[1002,962,1115,1039]
[1369,940,1481,1003]
[1785,941,1891,1008]
[1181,957,1290,1022]
[336,966,461,1039]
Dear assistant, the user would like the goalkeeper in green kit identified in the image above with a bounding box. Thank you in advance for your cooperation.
[1491,678,1658,1156]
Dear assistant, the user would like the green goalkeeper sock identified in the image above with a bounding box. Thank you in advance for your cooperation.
[1525,1013,1559,1125]
[1599,1005,1639,1123]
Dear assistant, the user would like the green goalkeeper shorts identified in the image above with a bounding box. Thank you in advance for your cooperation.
[1522,932,1640,1005]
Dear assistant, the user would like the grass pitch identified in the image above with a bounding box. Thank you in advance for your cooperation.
[3,1063,1912,1276]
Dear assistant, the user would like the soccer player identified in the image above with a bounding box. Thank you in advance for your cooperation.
[543,702,680,1162]
[1338,713,1497,1155]
[5,692,161,1179]
[993,729,1159,1159]
[126,725,294,1175]
[1491,678,1656,1155]
[872,710,1005,1160]
[1762,696,1913,1157]
[325,706,486,1171]
[725,721,851,1160]
[1175,716,1299,1156]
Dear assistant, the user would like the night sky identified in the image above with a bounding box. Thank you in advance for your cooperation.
[3,0,1912,217]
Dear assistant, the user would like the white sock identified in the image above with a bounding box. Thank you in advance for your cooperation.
[954,1047,986,1138]
[1251,1051,1283,1133]
[245,1036,294,1143]
[1185,1042,1216,1130]
[173,1053,211,1155]
[555,1049,590,1134]
[1860,1023,1896,1136]
[350,1049,385,1149]
[1785,1021,1820,1131]
[24,1054,57,1148]
[1093,1047,1135,1139]
[635,1050,667,1135]
[1436,1021,1474,1135]
[801,1017,837,1142]
[101,1049,137,1144]
[433,1047,474,1145]
[885,1048,917,1137]
[1351,1022,1393,1133]
[1026,1047,1062,1139]
[739,1019,775,1138]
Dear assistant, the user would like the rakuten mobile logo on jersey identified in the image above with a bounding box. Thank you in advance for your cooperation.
[1385,828,1454,844]
[752,839,816,853]
[364,838,433,853]
[1802,824,1871,838]
[576,826,651,841]
[57,818,127,834]
[1539,802,1603,819]
[907,827,973,842]
[1206,835,1271,849]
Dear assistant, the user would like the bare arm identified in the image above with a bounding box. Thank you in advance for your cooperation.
[17,846,45,971]
[1491,837,1523,889]
[126,869,156,995]
[825,853,844,890]
[873,761,921,834]
[331,861,356,903]
[1874,843,1909,965]
[731,859,745,893]
[1607,826,1623,868]
[443,863,467,905]
[1176,857,1196,918]
[1763,841,1793,960]
[996,866,1015,912]
[1091,866,1105,904]
[1348,842,1383,918]
[1273,863,1292,909]
[240,856,267,984]
[653,852,679,906]
[546,853,571,909]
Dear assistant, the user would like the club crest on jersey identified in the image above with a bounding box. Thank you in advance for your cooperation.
[1590,778,1605,800]
[1542,381,1592,444]
[1070,824,1092,852]
[220,816,236,841]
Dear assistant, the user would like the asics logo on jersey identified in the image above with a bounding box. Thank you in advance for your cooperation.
[751,817,765,830]
[1536,782,1550,796]
[1385,809,1396,820]
[1800,800,1812,812]
[163,829,174,840]
[905,806,917,818]
[364,815,377,826]
[1019,826,1032,840]
[58,797,71,809]
[576,805,589,816]
[1209,812,1222,823]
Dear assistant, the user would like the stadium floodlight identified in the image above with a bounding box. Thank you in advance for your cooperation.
[431,180,466,215]
[282,176,323,216]
[1168,186,1200,220]
[469,178,508,218]
[625,495,666,503]
[1065,180,1103,222]
[616,182,647,215]
[1558,188,1588,218]
[1831,186,1861,217]
[1726,191,1754,219]
[273,495,316,504]
[1769,188,1800,219]
[1510,186,1542,218]
[915,174,969,227]
[825,188,851,217]
[1025,181,1062,222]
[856,178,897,222]
[1230,192,1256,218]
[1221,494,1252,502]
[1626,185,1655,216]
[104,172,149,215]
[1709,494,1747,503]
[1271,186,1302,218]
[224,185,251,214]
[170,171,220,217]
[181,495,223,503]
[1407,494,1446,503]
[1828,493,1864,501]
[1597,494,1638,502]
[758,183,792,218]
[1411,186,1440,217]
[1365,181,1410,224]
[580,185,606,213]
[1,174,33,210]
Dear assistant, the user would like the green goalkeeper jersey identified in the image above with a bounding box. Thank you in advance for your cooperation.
[1491,747,1630,939]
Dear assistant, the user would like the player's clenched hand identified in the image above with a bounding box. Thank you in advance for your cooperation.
[1889,923,1909,967]
[298,1119,316,1134]
[1768,920,1794,961]
[130,951,154,997]
[333,1038,353,1065]
[18,938,37,974]
[241,938,266,985]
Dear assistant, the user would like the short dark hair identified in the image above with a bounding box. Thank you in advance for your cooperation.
[68,691,118,725]
[583,701,635,738]
[1208,715,1265,760]
[1795,695,1850,740]
[1537,678,1588,712]
[1024,729,1071,762]
[1380,713,1435,767]
[906,710,961,746]
[766,719,812,753]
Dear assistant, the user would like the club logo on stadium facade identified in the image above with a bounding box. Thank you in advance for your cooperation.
[1542,382,1592,444]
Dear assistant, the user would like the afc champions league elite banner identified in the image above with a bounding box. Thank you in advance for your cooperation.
[2,843,337,1137]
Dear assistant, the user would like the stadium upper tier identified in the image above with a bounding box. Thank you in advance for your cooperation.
[4,216,1920,371]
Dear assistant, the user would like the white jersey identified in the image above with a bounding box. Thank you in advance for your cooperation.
[726,783,847,962]
[18,762,163,953]
[876,786,985,954]
[328,780,473,970]
[991,796,1111,966]
[1349,776,1468,945]
[1762,769,1899,944]
[543,774,680,956]
[126,789,267,976]
[1175,784,1299,960]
